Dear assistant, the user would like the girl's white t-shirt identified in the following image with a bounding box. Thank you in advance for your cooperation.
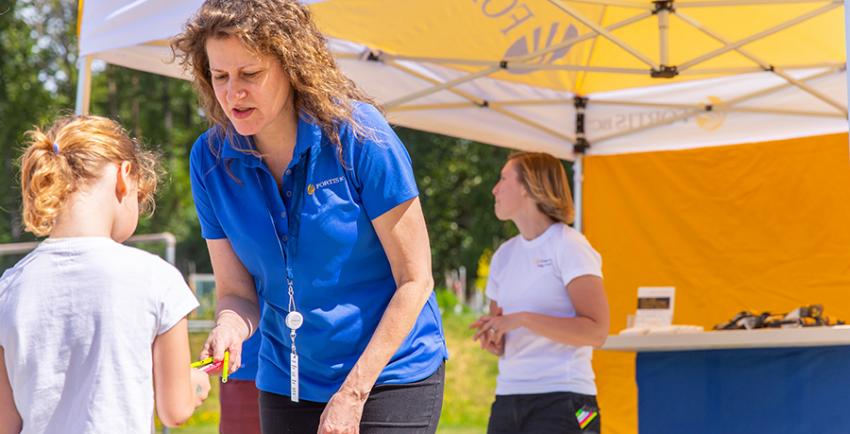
[0,237,198,434]
[486,223,603,396]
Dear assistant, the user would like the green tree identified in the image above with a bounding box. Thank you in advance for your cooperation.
[88,66,211,272]
[0,0,68,246]
[398,128,517,293]
[400,128,575,295]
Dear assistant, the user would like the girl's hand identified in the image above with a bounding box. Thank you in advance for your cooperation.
[190,368,211,407]
[317,387,367,434]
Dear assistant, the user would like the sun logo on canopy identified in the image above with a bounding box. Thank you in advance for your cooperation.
[504,22,579,75]
[695,96,727,131]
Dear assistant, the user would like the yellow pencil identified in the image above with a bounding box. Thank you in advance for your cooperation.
[222,350,230,383]
[191,357,215,369]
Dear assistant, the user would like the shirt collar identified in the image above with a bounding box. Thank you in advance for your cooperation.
[291,113,324,167]
[220,131,261,167]
[219,113,325,168]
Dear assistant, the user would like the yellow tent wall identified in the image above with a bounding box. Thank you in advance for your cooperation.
[584,133,850,434]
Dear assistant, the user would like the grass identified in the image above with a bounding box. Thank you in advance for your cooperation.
[159,311,496,434]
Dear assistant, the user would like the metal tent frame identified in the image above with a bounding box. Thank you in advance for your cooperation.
[74,0,849,231]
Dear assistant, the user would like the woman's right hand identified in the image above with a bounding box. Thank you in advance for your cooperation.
[199,320,245,375]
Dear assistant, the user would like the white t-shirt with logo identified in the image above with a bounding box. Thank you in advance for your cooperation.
[0,237,199,434]
[486,223,603,396]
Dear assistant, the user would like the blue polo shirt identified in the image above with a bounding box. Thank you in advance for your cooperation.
[189,102,447,402]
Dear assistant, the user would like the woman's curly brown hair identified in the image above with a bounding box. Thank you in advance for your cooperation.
[19,115,160,236]
[171,0,378,153]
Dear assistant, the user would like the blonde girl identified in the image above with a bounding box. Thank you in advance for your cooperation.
[0,115,209,434]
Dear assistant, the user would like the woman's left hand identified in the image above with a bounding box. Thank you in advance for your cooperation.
[318,387,368,434]
[472,313,525,344]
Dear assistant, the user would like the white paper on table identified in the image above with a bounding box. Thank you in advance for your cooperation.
[634,286,675,328]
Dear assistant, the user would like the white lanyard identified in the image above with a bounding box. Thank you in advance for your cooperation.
[285,277,303,402]
[255,169,304,402]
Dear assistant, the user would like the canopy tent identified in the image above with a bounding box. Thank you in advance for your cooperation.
[75,2,850,433]
[77,0,848,229]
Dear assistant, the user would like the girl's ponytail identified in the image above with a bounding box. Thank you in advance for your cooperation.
[19,115,160,236]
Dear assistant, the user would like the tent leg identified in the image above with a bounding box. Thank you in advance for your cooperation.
[846,0,850,136]
[74,55,93,115]
[573,154,584,233]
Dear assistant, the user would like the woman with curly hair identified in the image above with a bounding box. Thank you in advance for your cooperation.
[171,1,448,433]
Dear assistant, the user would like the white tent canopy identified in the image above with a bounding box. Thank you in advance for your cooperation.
[76,0,849,230]
[77,0,848,156]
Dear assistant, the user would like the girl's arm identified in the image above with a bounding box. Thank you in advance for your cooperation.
[199,239,261,374]
[0,347,22,434]
[474,275,610,348]
[318,197,436,433]
[152,318,210,427]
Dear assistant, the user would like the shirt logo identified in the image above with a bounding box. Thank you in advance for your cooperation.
[307,176,345,195]
[536,258,553,267]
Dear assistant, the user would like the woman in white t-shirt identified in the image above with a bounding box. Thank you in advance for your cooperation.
[0,115,210,433]
[472,152,610,434]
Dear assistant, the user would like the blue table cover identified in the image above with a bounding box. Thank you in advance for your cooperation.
[637,345,850,434]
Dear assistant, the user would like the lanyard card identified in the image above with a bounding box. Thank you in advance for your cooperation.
[290,352,299,402]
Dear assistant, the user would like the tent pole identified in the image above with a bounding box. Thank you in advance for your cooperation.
[846,0,850,139]
[573,154,585,233]
[74,55,92,115]
[658,3,670,66]
[573,96,589,233]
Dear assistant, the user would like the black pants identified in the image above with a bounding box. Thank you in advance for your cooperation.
[259,363,444,434]
[487,391,601,434]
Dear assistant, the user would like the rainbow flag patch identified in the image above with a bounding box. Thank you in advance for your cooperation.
[575,406,598,430]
